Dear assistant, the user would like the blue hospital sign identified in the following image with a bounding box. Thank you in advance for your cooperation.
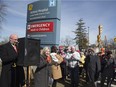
[26,0,61,45]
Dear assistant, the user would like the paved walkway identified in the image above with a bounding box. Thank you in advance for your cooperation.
[28,75,116,87]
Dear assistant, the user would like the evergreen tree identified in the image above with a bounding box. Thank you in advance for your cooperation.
[73,18,88,50]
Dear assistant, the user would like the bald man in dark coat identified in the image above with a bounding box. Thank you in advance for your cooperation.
[0,34,25,87]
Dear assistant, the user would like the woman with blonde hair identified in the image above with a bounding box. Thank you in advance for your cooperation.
[34,46,52,87]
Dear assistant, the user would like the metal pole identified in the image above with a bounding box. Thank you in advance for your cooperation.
[88,27,89,47]
[26,66,31,87]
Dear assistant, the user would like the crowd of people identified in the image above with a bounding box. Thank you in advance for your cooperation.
[34,45,116,87]
[0,34,116,87]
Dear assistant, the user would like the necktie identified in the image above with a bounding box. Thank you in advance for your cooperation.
[13,45,17,53]
[12,45,17,67]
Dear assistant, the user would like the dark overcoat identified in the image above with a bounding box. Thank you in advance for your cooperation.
[34,55,50,87]
[85,54,101,82]
[0,42,19,87]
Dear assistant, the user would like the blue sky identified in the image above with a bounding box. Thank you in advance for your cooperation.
[1,0,116,44]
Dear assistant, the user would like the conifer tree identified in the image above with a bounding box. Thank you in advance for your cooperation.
[73,18,88,50]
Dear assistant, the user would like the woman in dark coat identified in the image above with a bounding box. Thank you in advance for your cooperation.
[34,46,52,87]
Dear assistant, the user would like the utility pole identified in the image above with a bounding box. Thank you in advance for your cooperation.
[104,35,107,50]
